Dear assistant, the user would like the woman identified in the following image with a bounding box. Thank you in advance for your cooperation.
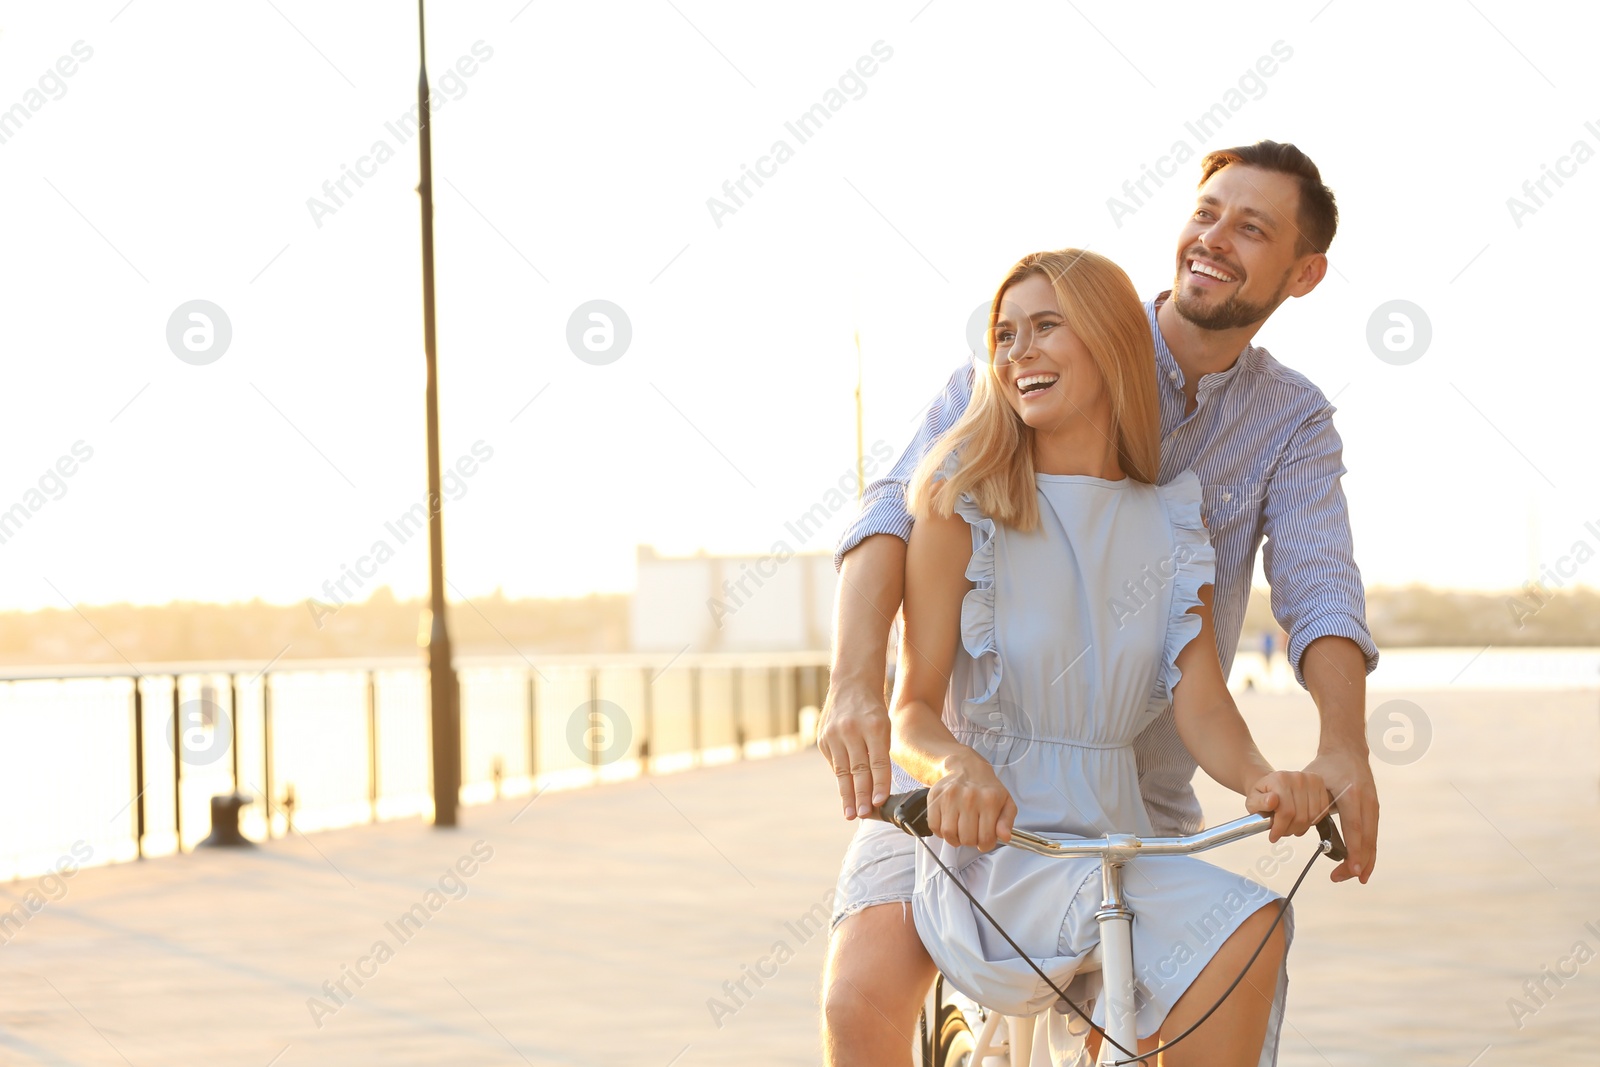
[892,249,1326,1064]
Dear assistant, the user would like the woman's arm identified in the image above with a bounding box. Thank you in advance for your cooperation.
[889,504,1016,850]
[1171,585,1327,842]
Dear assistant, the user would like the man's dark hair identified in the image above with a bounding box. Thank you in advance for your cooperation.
[1199,140,1338,256]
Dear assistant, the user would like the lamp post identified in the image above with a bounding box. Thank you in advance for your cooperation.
[853,328,864,502]
[416,0,460,828]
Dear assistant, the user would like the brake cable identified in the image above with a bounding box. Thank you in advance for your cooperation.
[893,802,1340,1065]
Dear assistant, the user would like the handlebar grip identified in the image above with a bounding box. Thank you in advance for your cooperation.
[873,788,933,838]
[1316,813,1347,863]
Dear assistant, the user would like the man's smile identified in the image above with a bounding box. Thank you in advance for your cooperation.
[1186,255,1240,286]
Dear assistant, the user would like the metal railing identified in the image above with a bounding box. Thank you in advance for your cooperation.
[0,652,831,880]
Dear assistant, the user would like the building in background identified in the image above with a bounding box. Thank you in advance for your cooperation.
[631,546,835,653]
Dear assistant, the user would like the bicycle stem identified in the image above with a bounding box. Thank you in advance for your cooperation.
[1096,858,1140,1063]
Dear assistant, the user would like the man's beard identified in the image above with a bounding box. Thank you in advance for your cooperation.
[1173,266,1291,331]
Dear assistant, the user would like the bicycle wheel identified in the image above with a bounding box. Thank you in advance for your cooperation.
[929,976,978,1067]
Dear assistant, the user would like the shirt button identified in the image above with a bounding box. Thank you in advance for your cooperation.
[1222,492,1233,502]
[1167,371,1178,382]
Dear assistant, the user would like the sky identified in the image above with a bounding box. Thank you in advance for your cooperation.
[0,0,1596,613]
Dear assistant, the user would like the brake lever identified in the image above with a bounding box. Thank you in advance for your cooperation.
[1315,813,1347,863]
[872,788,933,838]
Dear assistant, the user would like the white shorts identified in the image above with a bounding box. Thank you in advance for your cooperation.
[829,818,918,931]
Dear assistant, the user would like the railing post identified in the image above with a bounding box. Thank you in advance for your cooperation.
[768,666,780,742]
[526,669,538,786]
[262,673,274,841]
[171,676,182,853]
[132,677,145,860]
[455,670,465,803]
[228,673,240,794]
[587,667,601,774]
[733,664,745,759]
[367,670,379,823]
[640,664,653,776]
[791,665,803,735]
[690,665,702,766]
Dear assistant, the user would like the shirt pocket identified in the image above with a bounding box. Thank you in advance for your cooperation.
[1201,482,1264,536]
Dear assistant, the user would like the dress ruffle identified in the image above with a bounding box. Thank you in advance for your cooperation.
[935,453,1003,723]
[1145,469,1216,717]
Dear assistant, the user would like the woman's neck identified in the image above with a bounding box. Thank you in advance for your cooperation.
[1031,416,1125,480]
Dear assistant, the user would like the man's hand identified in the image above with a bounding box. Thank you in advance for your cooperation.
[818,683,892,820]
[1303,748,1378,883]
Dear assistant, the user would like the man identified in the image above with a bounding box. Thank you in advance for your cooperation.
[817,140,1380,1065]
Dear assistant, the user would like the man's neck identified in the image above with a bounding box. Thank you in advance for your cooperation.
[1154,293,1261,392]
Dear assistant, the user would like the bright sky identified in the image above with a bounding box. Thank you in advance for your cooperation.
[1,0,1596,613]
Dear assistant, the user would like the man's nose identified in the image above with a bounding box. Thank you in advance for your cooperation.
[1195,222,1229,256]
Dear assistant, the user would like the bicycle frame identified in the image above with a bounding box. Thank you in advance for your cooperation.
[1007,813,1282,1062]
[872,791,1341,1066]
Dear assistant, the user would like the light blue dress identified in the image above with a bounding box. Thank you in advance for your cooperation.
[910,465,1291,1061]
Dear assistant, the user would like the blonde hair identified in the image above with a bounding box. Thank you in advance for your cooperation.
[908,249,1161,531]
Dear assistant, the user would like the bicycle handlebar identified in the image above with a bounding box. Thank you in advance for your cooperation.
[868,787,1347,864]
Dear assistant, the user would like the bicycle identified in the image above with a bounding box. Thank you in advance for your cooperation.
[869,788,1346,1066]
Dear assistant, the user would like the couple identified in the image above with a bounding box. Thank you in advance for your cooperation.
[818,141,1379,1065]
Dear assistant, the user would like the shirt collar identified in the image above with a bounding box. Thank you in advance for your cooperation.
[1147,290,1255,394]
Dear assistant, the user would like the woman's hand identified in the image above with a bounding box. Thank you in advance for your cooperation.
[1245,769,1330,843]
[926,750,1016,851]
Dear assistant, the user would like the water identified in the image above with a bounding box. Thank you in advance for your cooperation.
[2,648,1593,881]
[1229,645,1600,692]
[0,654,829,881]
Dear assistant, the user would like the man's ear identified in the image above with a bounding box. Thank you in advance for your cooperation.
[1289,252,1328,299]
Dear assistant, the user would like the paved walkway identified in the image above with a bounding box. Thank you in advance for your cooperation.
[1,688,1597,1065]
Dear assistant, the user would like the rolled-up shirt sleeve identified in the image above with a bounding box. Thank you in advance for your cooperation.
[834,363,974,570]
[1260,406,1380,687]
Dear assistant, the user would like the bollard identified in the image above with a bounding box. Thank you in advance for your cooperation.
[199,793,255,848]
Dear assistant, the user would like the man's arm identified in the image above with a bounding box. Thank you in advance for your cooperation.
[819,364,974,819]
[1261,406,1380,884]
[1300,635,1373,881]
[821,534,905,819]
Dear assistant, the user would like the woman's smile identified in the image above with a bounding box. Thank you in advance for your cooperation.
[1014,371,1060,401]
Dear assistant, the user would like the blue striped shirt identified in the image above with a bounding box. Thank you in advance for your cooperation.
[835,291,1378,834]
